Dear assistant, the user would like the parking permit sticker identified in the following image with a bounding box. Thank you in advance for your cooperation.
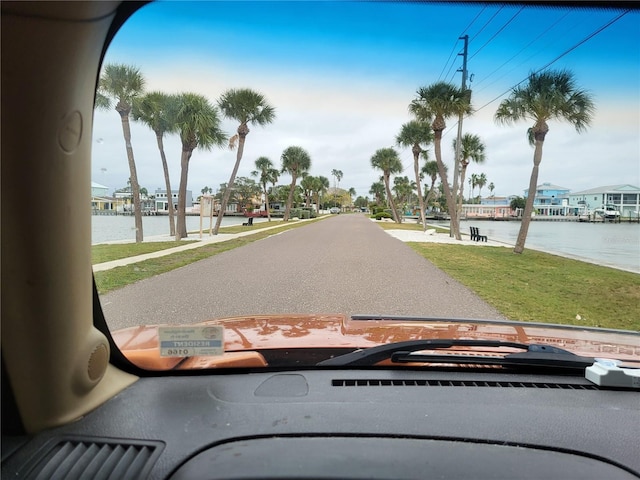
[158,326,224,357]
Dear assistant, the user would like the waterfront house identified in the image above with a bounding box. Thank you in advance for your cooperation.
[91,182,114,212]
[155,188,191,212]
[568,185,640,218]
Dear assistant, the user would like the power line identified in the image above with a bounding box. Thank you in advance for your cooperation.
[475,9,630,113]
[437,6,487,82]
[470,6,504,42]
[442,9,630,138]
[473,11,571,91]
[468,6,525,61]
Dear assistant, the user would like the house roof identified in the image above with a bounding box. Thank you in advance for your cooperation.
[533,183,571,191]
[91,181,109,189]
[570,184,640,195]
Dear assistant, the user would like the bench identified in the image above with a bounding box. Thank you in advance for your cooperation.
[470,226,487,242]
[242,217,254,226]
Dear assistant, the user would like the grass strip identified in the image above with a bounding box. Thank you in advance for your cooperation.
[94,218,323,294]
[408,243,640,331]
[92,241,198,264]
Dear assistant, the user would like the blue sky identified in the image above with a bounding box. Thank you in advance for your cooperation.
[92,1,639,199]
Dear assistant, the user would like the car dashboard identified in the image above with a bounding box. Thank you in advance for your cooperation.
[3,369,639,479]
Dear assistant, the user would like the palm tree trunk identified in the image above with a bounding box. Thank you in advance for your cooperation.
[434,130,460,239]
[263,182,272,221]
[413,146,427,231]
[457,164,468,217]
[384,174,400,223]
[283,175,297,221]
[176,149,192,240]
[119,114,144,242]
[514,140,544,254]
[156,133,175,237]
[213,133,246,235]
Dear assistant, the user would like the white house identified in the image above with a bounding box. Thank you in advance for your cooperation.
[568,185,640,218]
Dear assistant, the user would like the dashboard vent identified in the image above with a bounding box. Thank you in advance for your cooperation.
[332,379,598,389]
[23,437,164,480]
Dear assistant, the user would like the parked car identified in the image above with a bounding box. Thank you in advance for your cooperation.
[330,207,341,214]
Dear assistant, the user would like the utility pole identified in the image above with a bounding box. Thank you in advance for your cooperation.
[451,34,469,239]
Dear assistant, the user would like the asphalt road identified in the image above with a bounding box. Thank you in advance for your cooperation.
[101,215,505,331]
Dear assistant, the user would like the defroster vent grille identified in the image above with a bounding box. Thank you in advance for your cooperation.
[332,379,597,389]
[23,437,164,480]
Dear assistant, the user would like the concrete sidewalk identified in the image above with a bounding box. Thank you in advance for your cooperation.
[92,221,291,272]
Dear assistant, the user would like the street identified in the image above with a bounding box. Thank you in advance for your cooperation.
[101,214,505,331]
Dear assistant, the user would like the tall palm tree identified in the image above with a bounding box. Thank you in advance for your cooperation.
[488,182,495,198]
[300,174,316,208]
[370,148,403,223]
[173,93,227,239]
[477,173,488,200]
[96,63,145,242]
[313,176,330,214]
[410,82,472,239]
[452,133,485,214]
[396,120,434,230]
[348,187,357,208]
[421,159,440,207]
[281,146,311,221]
[495,69,594,253]
[469,173,478,201]
[214,88,275,234]
[369,181,386,206]
[251,156,279,221]
[132,91,178,236]
[331,169,343,190]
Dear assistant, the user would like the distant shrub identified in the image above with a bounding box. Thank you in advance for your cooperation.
[374,211,392,220]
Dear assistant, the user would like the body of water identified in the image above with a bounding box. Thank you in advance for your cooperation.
[458,220,640,273]
[92,215,640,273]
[92,214,270,244]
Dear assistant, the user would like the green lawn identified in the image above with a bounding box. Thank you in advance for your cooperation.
[92,241,198,264]
[408,243,640,331]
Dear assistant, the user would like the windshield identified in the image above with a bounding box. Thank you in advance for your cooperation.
[91,1,640,371]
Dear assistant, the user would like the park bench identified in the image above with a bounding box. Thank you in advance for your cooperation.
[470,226,487,242]
[242,217,254,227]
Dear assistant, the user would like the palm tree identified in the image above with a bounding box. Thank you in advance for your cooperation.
[331,169,343,190]
[281,146,312,221]
[214,88,275,235]
[495,69,594,253]
[477,173,487,200]
[410,82,472,239]
[132,91,178,236]
[314,176,330,214]
[251,156,279,221]
[96,63,145,242]
[348,187,357,208]
[369,181,386,206]
[421,159,440,207]
[488,182,495,198]
[300,174,316,208]
[396,120,434,230]
[452,133,485,214]
[469,173,478,202]
[173,93,227,239]
[370,148,403,223]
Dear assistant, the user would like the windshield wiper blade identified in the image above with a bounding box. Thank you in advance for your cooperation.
[316,339,594,368]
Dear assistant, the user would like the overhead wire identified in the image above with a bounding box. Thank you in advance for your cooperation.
[473,11,571,91]
[468,6,525,61]
[441,9,630,138]
[437,5,488,82]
